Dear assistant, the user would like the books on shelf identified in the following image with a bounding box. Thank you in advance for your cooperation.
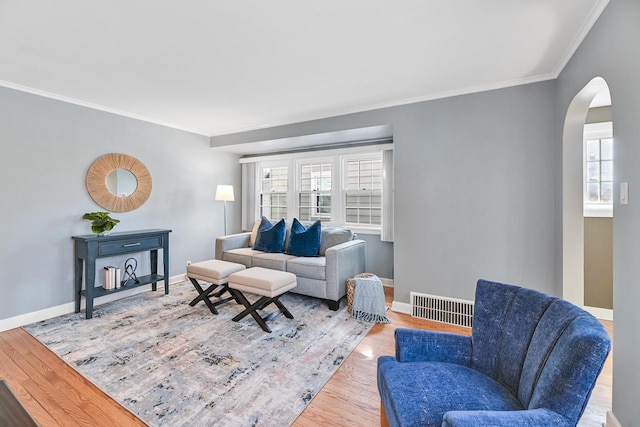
[103,266,121,290]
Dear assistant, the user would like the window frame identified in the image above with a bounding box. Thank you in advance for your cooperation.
[583,122,613,218]
[341,153,383,232]
[258,160,291,221]
[295,157,335,223]
[250,146,388,234]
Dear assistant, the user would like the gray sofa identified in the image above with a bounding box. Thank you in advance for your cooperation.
[215,225,365,310]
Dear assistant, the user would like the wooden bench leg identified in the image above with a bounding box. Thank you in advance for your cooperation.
[231,292,273,332]
[229,290,294,333]
[188,278,236,315]
[273,298,293,319]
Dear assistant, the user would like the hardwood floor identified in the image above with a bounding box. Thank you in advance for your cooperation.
[0,288,612,426]
[0,328,146,426]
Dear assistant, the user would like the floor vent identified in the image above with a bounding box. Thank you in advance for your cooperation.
[410,292,474,328]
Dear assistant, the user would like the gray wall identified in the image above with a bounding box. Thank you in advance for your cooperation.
[0,86,240,320]
[213,79,559,304]
[358,234,393,279]
[555,0,639,423]
[584,217,613,309]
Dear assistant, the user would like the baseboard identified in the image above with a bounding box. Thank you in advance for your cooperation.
[584,305,613,321]
[606,411,621,427]
[380,278,394,287]
[389,297,613,323]
[0,274,186,333]
[391,300,411,315]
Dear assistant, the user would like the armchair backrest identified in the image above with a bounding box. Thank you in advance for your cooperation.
[471,279,610,424]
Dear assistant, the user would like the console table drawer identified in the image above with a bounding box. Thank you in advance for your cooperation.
[98,236,162,256]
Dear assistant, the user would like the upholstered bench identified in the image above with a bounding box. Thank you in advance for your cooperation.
[186,259,246,314]
[228,267,297,333]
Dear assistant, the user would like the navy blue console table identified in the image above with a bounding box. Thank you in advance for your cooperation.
[73,229,171,319]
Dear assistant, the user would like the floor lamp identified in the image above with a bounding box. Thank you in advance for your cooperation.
[215,185,234,235]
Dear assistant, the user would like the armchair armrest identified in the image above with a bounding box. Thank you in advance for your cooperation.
[325,239,366,301]
[395,328,471,365]
[215,232,251,260]
[443,408,572,427]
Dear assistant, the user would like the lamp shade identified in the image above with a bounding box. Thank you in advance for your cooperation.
[215,184,235,202]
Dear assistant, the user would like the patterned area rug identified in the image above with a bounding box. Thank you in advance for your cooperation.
[24,281,373,426]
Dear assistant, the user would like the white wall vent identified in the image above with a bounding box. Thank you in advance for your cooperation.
[410,292,474,328]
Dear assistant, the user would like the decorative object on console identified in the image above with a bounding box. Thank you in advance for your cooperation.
[286,218,321,257]
[253,216,286,253]
[82,211,120,236]
[215,184,234,235]
[86,153,152,213]
[103,266,121,290]
[123,257,140,286]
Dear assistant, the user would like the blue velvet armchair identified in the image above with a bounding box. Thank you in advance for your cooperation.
[377,279,611,427]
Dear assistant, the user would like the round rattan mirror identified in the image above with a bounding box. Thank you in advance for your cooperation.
[86,153,152,212]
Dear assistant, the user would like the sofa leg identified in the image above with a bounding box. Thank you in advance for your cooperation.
[327,299,340,311]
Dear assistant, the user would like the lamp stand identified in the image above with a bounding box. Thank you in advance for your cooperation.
[223,200,228,235]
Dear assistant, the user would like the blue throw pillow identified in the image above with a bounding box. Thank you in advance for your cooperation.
[286,218,321,257]
[253,217,286,253]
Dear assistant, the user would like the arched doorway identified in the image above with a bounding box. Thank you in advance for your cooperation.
[562,76,613,318]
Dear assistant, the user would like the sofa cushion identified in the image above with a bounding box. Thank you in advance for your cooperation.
[286,219,321,257]
[319,226,354,256]
[286,256,326,280]
[253,217,286,253]
[222,248,264,268]
[377,358,523,427]
[252,252,297,271]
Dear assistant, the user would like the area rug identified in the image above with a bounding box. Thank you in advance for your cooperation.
[24,281,373,426]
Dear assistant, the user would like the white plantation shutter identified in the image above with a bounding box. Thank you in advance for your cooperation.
[381,149,394,242]
[345,159,382,226]
[260,165,288,220]
[298,162,332,221]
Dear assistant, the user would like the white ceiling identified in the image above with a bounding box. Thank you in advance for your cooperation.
[0,0,609,137]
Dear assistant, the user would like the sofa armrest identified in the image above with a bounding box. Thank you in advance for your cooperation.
[324,239,366,301]
[215,232,251,260]
[442,408,572,427]
[395,328,472,365]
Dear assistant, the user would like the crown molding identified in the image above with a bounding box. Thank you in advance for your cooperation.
[552,0,611,78]
[0,68,568,139]
[0,80,210,137]
[210,73,557,137]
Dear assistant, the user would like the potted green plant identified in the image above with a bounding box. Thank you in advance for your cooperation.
[82,212,120,236]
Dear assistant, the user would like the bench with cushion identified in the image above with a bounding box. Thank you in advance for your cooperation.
[186,259,245,314]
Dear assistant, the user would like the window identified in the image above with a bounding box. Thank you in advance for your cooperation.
[584,122,613,217]
[345,159,382,225]
[248,145,391,233]
[260,165,288,219]
[586,138,613,202]
[298,162,332,221]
